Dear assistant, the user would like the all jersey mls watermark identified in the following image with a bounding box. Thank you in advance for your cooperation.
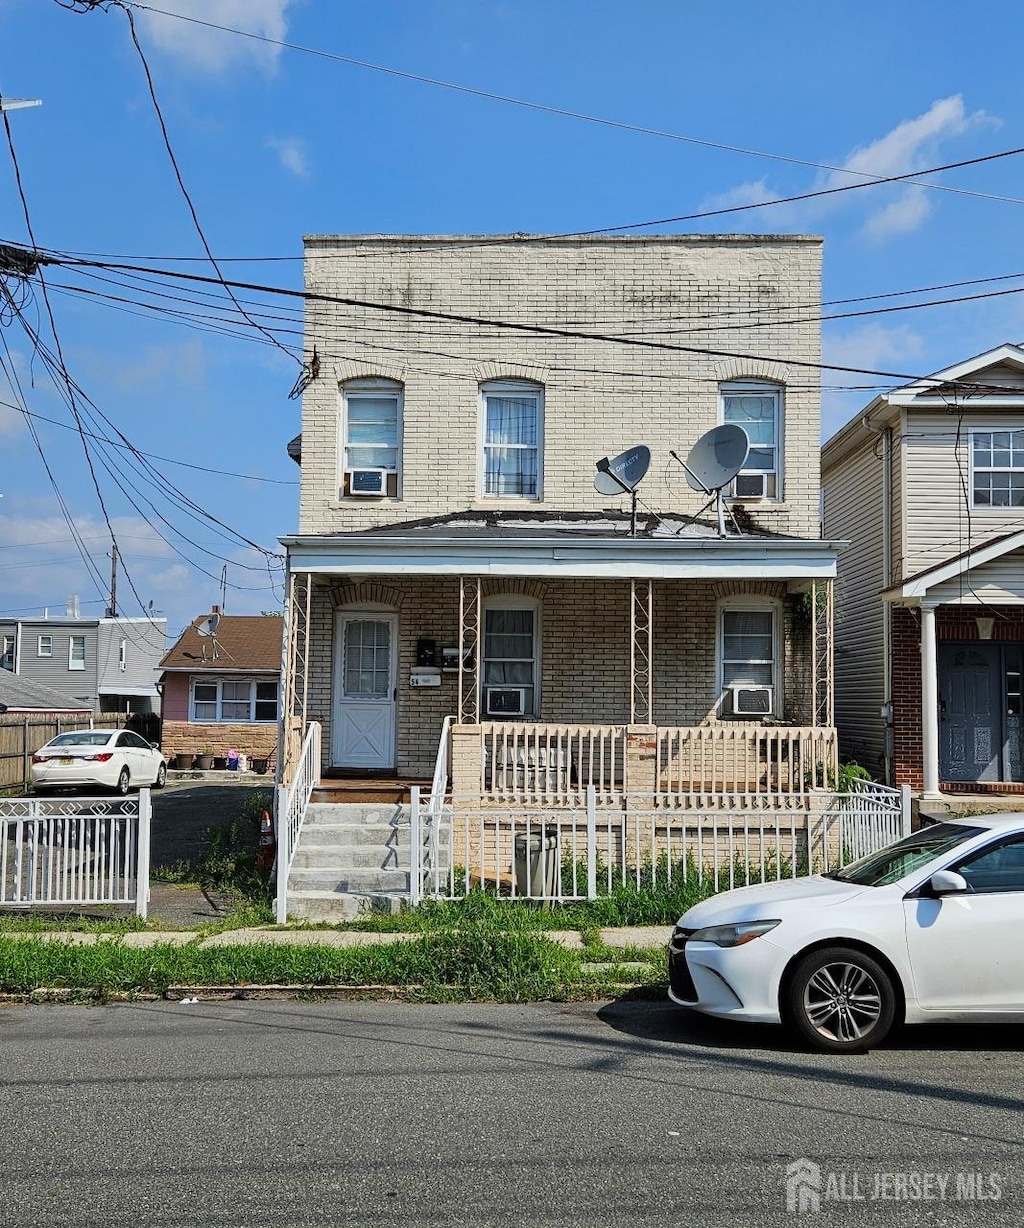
[785,1158,1004,1214]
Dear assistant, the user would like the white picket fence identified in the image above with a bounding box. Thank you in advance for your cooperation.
[0,791,152,917]
[411,781,911,902]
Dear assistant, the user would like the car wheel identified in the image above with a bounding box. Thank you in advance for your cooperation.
[154,762,167,789]
[785,947,896,1054]
[115,767,131,796]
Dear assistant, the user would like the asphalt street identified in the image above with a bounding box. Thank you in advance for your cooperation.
[1,999,1021,1227]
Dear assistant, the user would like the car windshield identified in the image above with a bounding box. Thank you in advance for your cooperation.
[827,822,986,887]
[48,731,112,748]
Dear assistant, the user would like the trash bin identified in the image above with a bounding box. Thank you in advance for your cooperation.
[513,830,560,898]
[226,749,239,771]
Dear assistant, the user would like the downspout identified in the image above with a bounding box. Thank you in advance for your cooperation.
[881,425,894,784]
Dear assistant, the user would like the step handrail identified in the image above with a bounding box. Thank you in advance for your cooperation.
[275,720,321,923]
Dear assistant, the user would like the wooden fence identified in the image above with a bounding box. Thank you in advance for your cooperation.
[0,713,160,795]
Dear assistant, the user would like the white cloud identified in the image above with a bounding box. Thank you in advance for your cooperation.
[822,323,927,439]
[267,136,309,178]
[137,0,296,74]
[708,96,998,241]
[700,178,780,215]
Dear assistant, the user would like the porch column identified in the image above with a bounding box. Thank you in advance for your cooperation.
[920,601,941,797]
[630,579,653,724]
[458,575,481,723]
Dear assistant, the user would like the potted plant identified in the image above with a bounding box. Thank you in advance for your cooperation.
[195,748,214,771]
[174,751,193,771]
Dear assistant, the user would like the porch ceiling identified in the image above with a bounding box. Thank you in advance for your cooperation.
[281,513,840,581]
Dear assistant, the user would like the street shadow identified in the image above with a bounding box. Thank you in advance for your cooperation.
[598,996,1024,1055]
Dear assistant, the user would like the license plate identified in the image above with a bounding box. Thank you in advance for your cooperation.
[59,758,74,766]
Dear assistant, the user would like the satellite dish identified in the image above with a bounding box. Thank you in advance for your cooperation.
[594,445,651,496]
[196,613,221,638]
[683,424,749,494]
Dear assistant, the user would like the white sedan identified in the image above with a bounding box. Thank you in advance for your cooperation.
[31,729,167,795]
[668,815,1024,1052]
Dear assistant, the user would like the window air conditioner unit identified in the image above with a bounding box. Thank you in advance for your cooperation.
[733,471,767,499]
[485,687,527,716]
[347,468,387,496]
[731,684,773,716]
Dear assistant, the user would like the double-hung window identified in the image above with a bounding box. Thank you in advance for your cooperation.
[69,635,86,671]
[342,378,402,497]
[1,635,14,671]
[191,678,279,722]
[481,380,542,499]
[720,381,782,499]
[971,429,1024,508]
[37,635,52,658]
[720,606,777,715]
[482,604,538,717]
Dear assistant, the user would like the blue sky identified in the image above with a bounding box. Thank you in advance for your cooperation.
[1,0,1023,640]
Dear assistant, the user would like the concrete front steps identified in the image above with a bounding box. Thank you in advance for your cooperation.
[284,801,449,922]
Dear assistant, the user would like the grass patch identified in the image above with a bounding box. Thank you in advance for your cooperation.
[0,927,586,1002]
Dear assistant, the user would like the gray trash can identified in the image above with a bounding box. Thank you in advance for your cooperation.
[513,830,560,898]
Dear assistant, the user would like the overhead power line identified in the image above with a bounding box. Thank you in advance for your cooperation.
[96,1,1024,211]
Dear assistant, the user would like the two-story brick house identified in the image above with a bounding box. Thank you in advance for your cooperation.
[823,343,1024,797]
[279,234,841,805]
[0,603,166,716]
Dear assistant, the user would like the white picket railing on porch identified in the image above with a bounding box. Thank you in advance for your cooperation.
[411,781,911,903]
[0,792,152,917]
[275,721,321,924]
[478,722,839,805]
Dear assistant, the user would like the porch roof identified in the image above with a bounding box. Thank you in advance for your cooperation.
[281,510,841,581]
[883,527,1024,603]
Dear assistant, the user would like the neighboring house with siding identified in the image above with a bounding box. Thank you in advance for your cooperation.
[0,608,166,715]
[822,342,1024,797]
[278,234,841,800]
[0,669,92,714]
[158,611,282,767]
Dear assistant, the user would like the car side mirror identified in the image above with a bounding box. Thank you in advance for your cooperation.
[929,869,968,896]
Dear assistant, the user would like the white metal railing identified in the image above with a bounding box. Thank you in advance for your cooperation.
[655,724,840,801]
[412,716,453,906]
[0,791,151,917]
[481,723,625,805]
[420,784,911,902]
[274,721,321,923]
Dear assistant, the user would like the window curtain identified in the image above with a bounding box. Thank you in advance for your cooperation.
[484,395,538,496]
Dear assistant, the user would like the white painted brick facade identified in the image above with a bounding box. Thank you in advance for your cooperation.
[296,235,822,539]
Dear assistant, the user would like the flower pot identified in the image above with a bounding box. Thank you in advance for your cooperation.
[252,758,269,775]
[212,756,227,771]
[174,752,193,771]
[195,754,214,771]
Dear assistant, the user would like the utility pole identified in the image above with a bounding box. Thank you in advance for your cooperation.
[108,541,118,618]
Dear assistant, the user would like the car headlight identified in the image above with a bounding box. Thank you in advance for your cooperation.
[689,920,781,947]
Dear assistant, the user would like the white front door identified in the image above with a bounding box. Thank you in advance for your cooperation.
[331,613,397,769]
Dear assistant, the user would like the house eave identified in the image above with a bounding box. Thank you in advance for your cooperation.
[882,528,1024,602]
[280,533,841,581]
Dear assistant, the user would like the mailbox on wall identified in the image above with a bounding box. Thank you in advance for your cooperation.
[416,638,437,667]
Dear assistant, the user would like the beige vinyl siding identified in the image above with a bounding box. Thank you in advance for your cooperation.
[925,547,1024,605]
[902,412,1024,577]
[823,440,887,771]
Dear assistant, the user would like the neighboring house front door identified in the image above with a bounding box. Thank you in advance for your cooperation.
[939,643,1023,783]
[331,613,397,769]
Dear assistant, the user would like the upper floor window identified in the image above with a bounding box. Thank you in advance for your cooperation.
[971,429,1024,508]
[481,380,542,499]
[341,378,402,498]
[119,639,127,671]
[69,635,86,671]
[37,635,52,658]
[1,635,14,672]
[720,381,782,500]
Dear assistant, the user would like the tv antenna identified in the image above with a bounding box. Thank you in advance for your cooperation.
[195,612,221,662]
[594,445,651,536]
[670,424,749,536]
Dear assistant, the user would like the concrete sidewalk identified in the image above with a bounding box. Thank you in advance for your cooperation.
[1,925,674,950]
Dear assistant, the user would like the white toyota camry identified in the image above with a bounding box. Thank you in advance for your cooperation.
[668,815,1024,1052]
[31,729,167,795]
